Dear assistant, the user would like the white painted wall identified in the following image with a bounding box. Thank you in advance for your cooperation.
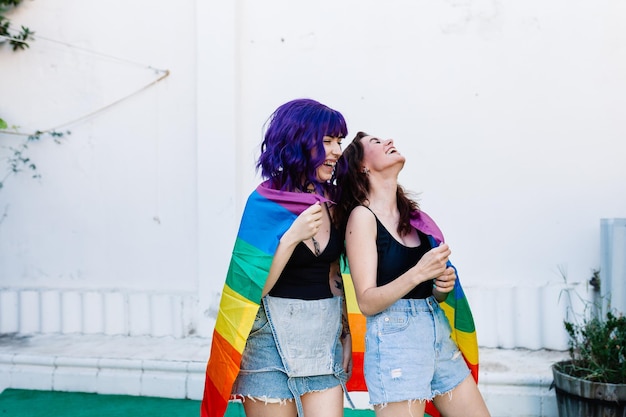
[1,0,625,347]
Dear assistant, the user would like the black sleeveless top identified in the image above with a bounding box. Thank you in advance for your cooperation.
[269,222,342,300]
[372,211,433,299]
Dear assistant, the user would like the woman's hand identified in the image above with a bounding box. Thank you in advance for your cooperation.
[281,202,323,245]
[262,202,323,296]
[433,266,457,302]
[412,243,451,285]
[433,266,456,294]
[342,332,353,377]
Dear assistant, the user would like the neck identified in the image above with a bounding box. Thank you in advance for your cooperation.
[366,174,398,215]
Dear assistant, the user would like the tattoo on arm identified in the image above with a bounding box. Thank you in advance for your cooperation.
[329,265,344,297]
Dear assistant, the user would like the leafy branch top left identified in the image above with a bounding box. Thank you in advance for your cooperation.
[1,0,36,130]
[1,0,65,191]
[0,0,34,51]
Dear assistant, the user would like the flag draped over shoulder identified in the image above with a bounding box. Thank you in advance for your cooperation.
[200,181,330,417]
[342,210,479,417]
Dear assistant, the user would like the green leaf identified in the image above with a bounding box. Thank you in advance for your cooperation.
[0,118,7,129]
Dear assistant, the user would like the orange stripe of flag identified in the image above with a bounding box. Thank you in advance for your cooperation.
[206,330,242,401]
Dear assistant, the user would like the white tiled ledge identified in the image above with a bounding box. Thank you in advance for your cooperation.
[0,289,199,338]
[479,347,567,386]
[0,334,569,417]
[0,353,207,373]
[0,334,210,400]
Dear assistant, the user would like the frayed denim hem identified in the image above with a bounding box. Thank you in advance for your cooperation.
[373,399,430,417]
[373,398,429,409]
[233,394,294,406]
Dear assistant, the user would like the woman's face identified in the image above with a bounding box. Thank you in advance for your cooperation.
[315,135,343,182]
[360,134,405,172]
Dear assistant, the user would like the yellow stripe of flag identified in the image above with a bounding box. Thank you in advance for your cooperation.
[214,284,260,354]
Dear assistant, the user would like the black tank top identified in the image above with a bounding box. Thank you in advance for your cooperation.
[372,211,433,299]
[269,222,342,300]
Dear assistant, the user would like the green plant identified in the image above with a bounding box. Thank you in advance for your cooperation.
[0,130,69,190]
[1,0,66,193]
[0,0,34,51]
[557,282,626,384]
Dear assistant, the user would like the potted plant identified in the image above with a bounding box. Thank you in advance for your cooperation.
[551,271,626,416]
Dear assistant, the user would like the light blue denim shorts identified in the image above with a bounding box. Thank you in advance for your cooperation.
[232,297,347,401]
[364,296,470,405]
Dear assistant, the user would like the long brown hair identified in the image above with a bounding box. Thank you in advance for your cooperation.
[334,132,419,236]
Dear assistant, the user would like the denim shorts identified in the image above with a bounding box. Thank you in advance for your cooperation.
[364,296,470,405]
[232,297,347,401]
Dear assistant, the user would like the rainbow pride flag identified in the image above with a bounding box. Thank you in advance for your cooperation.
[342,210,479,417]
[201,182,330,417]
[201,185,478,417]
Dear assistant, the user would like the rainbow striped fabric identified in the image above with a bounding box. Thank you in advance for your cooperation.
[201,182,331,417]
[342,210,479,417]
[200,184,478,417]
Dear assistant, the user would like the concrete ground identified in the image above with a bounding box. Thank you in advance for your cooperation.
[0,334,568,417]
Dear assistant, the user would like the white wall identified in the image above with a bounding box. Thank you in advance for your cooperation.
[0,0,203,333]
[1,0,625,346]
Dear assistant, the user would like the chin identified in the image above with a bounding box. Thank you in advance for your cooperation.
[316,172,333,183]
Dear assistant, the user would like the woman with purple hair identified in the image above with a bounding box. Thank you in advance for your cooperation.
[202,98,353,417]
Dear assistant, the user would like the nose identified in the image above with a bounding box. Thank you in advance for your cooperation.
[385,138,394,145]
[331,140,342,155]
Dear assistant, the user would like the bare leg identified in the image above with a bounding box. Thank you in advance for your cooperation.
[301,385,344,417]
[433,374,491,417]
[373,400,426,417]
[242,397,297,417]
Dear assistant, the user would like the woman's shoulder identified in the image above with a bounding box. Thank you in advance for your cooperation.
[348,205,376,225]
[351,204,374,215]
[346,206,377,240]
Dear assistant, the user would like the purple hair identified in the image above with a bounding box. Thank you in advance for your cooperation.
[257,98,348,196]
